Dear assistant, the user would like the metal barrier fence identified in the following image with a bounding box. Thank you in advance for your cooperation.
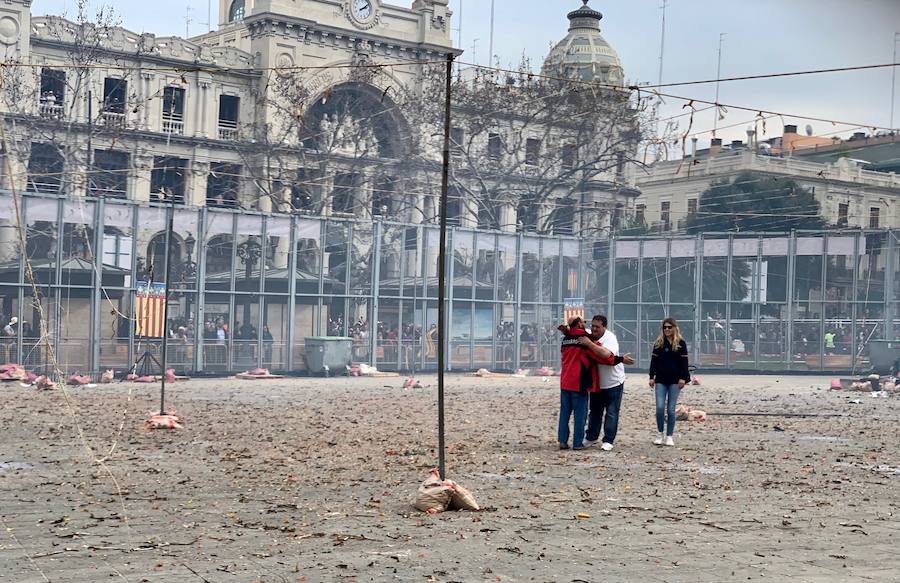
[0,192,896,375]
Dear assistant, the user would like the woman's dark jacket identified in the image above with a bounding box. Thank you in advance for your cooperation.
[649,339,690,385]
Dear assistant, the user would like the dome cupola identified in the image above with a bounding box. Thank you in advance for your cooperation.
[541,1,624,85]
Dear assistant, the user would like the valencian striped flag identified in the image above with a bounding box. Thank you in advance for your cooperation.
[135,282,167,338]
[563,298,585,325]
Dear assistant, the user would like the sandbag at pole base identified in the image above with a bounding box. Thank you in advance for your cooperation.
[145,411,184,430]
[412,468,480,514]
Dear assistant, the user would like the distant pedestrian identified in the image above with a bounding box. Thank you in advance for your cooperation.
[649,317,690,447]
[262,325,274,364]
[824,330,836,354]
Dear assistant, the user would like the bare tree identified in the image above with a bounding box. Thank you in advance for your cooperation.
[401,61,648,236]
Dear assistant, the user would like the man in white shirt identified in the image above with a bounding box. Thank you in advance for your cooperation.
[584,315,626,451]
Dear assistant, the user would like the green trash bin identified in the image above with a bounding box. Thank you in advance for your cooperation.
[305,336,353,374]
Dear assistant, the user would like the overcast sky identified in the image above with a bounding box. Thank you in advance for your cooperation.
[31,0,900,151]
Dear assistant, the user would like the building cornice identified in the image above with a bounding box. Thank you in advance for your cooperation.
[244,11,461,60]
[29,16,257,76]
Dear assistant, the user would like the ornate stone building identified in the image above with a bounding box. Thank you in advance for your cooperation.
[0,0,642,373]
[0,0,638,229]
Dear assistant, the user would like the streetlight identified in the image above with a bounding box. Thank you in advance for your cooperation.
[236,236,263,350]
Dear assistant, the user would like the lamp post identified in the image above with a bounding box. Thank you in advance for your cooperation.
[180,233,197,284]
[236,236,262,340]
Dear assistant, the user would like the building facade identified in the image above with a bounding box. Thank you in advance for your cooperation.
[0,0,648,374]
[635,128,900,232]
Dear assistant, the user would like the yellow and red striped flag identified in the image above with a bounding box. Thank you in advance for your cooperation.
[135,282,166,338]
[563,298,584,325]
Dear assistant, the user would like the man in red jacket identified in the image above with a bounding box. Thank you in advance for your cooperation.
[558,317,630,450]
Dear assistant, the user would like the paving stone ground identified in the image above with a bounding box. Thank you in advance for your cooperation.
[1,373,898,582]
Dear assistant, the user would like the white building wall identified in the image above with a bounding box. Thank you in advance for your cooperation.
[636,150,900,231]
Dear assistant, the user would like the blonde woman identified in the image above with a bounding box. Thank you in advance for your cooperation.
[648,317,690,446]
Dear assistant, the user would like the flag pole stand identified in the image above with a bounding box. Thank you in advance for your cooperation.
[130,266,161,377]
[132,346,162,377]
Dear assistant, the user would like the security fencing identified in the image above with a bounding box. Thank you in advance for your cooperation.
[0,192,896,375]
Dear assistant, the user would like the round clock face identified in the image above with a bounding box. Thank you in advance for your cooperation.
[353,0,373,20]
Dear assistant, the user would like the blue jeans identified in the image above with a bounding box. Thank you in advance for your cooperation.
[558,390,589,447]
[655,383,681,436]
[586,384,624,444]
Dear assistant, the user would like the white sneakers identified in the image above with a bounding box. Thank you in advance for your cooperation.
[583,438,599,447]
[654,433,676,446]
[601,442,614,451]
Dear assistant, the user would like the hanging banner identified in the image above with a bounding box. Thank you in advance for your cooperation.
[563,298,585,324]
[135,281,166,338]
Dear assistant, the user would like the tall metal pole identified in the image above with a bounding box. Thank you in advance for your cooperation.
[713,33,725,135]
[488,0,495,67]
[657,0,667,88]
[891,32,898,130]
[87,90,93,184]
[458,0,463,49]
[159,202,175,414]
[655,0,667,160]
[437,52,455,480]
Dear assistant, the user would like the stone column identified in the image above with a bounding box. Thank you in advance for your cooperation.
[143,74,156,131]
[197,80,211,138]
[321,173,335,216]
[1,153,27,194]
[461,196,477,229]
[258,181,273,214]
[277,181,292,214]
[275,235,290,270]
[499,203,516,233]
[132,153,153,202]
[409,182,425,224]
[0,176,19,262]
[187,160,210,207]
[536,203,552,233]
[357,174,372,218]
[68,140,88,198]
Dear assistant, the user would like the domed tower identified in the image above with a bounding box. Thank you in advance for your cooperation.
[541,0,624,85]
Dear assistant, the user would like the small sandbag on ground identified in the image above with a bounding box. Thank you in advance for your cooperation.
[145,412,183,430]
[446,480,479,511]
[413,469,454,514]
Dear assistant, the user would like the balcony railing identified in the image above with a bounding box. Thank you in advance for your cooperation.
[207,196,239,209]
[87,186,128,199]
[218,119,239,141]
[100,111,126,129]
[150,191,185,205]
[39,101,64,119]
[162,114,185,135]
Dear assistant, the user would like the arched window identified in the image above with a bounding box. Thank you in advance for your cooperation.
[228,0,245,22]
[205,235,234,274]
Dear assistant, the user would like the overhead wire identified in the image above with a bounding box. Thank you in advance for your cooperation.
[455,60,898,132]
[4,50,898,232]
[638,62,900,89]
